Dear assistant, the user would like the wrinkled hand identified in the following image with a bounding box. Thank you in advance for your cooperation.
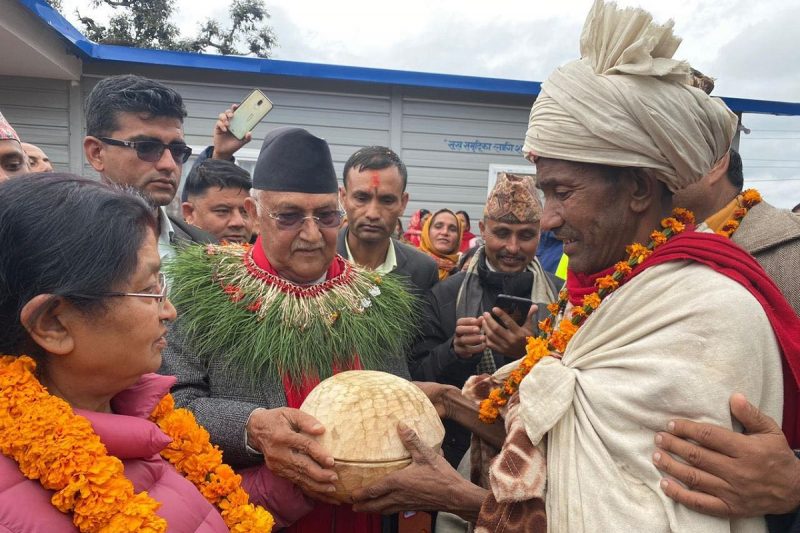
[453,316,486,359]
[654,393,800,517]
[481,306,537,358]
[413,381,461,419]
[246,407,338,496]
[351,423,486,518]
[212,104,252,160]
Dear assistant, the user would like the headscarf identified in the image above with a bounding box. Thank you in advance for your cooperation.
[523,0,737,192]
[420,209,463,280]
[403,209,427,247]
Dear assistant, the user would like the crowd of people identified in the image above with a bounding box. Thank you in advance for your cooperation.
[1,1,800,532]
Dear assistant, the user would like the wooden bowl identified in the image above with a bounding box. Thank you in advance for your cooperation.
[299,370,445,502]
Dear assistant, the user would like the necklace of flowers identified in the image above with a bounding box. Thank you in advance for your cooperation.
[716,188,761,238]
[0,355,275,532]
[479,208,696,424]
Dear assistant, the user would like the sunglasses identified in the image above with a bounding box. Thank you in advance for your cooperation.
[266,210,344,231]
[99,137,192,164]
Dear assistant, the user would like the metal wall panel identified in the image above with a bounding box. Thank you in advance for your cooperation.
[401,96,534,225]
[0,75,71,170]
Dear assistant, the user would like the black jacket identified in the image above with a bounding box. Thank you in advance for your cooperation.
[336,228,439,296]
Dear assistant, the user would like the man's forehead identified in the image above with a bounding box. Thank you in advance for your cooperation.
[196,186,250,203]
[111,111,184,141]
[0,139,24,157]
[348,166,403,191]
[265,191,338,210]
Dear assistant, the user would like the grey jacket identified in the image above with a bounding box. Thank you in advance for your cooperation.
[161,316,410,469]
[336,227,439,296]
[731,200,800,314]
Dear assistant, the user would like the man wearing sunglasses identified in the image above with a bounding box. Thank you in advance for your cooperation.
[162,127,419,532]
[83,74,214,259]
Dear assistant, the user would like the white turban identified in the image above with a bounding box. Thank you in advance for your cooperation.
[523,0,738,192]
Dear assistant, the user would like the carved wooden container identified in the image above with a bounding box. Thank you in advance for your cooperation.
[299,370,445,502]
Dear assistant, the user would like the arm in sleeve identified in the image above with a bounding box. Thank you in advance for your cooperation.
[159,319,262,466]
[408,287,482,386]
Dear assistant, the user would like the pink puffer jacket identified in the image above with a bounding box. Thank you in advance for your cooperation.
[0,374,312,532]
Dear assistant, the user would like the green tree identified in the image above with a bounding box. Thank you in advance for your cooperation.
[76,0,276,58]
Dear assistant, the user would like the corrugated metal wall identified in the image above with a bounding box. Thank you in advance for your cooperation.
[3,69,535,226]
[0,75,72,171]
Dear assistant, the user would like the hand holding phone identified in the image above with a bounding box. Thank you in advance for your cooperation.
[489,294,534,328]
[228,89,273,141]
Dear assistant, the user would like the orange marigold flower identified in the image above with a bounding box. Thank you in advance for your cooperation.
[661,217,685,234]
[583,293,601,309]
[613,261,632,276]
[626,243,652,264]
[538,317,552,333]
[649,230,668,246]
[479,399,500,423]
[595,275,619,291]
[722,220,740,233]
[571,306,587,319]
[547,302,561,316]
[732,207,747,219]
[671,207,695,225]
[741,189,762,207]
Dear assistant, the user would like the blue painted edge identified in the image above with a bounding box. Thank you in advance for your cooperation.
[18,0,800,115]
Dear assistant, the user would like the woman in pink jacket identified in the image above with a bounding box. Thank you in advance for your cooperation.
[0,174,312,532]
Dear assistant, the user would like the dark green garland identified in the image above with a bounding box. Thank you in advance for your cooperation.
[165,243,419,383]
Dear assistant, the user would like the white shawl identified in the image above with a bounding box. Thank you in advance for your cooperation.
[518,261,783,532]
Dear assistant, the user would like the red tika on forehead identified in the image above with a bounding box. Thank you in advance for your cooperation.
[370,172,381,189]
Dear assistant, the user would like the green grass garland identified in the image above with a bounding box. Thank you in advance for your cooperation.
[165,244,419,383]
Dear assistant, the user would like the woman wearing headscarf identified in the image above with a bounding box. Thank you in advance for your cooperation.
[0,174,311,532]
[419,208,463,280]
[403,208,430,247]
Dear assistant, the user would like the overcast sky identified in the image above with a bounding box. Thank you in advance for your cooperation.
[60,0,800,208]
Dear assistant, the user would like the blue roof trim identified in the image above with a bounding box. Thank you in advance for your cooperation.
[720,97,800,117]
[18,0,800,114]
[19,0,95,58]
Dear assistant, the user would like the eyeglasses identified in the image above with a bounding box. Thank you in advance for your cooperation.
[74,273,170,312]
[266,209,344,231]
[99,137,192,164]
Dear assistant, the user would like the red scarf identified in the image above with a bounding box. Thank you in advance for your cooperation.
[250,239,380,533]
[566,231,800,447]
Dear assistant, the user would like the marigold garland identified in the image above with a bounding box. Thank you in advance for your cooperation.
[716,189,762,238]
[479,207,696,424]
[0,355,274,532]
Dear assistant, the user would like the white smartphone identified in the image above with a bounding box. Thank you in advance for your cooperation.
[228,89,273,140]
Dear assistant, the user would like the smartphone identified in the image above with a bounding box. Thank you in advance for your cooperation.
[228,89,273,140]
[490,294,534,328]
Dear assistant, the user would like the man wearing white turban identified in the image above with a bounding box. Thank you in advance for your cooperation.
[351,2,800,532]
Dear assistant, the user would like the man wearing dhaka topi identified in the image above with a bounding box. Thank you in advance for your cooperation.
[161,127,418,532]
[351,1,800,532]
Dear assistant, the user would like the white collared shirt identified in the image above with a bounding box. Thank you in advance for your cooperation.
[345,233,398,274]
[157,207,176,260]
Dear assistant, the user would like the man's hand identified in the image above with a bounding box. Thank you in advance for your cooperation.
[246,407,338,495]
[351,423,487,521]
[481,305,537,358]
[453,316,486,359]
[413,381,461,419]
[654,393,800,517]
[211,105,252,160]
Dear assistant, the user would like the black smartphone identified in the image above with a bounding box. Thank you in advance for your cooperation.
[490,294,534,328]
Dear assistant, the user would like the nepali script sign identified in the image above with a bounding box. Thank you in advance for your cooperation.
[444,138,523,154]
